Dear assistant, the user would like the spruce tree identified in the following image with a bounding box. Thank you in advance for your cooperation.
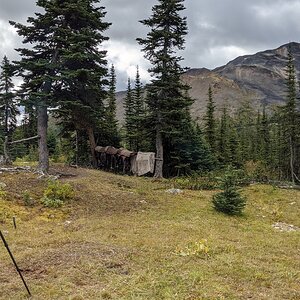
[0,56,18,164]
[204,85,217,154]
[218,107,230,165]
[260,106,271,164]
[10,0,62,172]
[11,0,111,169]
[124,78,135,149]
[105,64,119,146]
[213,167,246,215]
[132,66,147,151]
[283,46,298,183]
[137,0,197,177]
[53,0,110,167]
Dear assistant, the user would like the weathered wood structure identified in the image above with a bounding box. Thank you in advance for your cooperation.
[95,146,155,176]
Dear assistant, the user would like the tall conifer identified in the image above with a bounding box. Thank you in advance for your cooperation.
[11,0,110,169]
[204,85,216,154]
[137,0,197,177]
[105,64,119,145]
[124,78,135,149]
[0,56,18,164]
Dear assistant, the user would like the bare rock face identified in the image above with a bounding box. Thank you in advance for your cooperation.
[116,42,300,124]
[182,68,257,120]
[215,42,300,106]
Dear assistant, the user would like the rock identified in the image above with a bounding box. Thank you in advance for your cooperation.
[166,188,183,195]
[272,222,300,232]
[0,182,7,189]
[64,220,72,226]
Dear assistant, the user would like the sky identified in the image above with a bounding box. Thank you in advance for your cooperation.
[1,0,300,90]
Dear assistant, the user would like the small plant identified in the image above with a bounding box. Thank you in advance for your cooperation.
[175,239,210,258]
[0,188,7,200]
[213,167,246,215]
[22,191,35,206]
[41,180,74,208]
[41,197,64,208]
[174,175,217,191]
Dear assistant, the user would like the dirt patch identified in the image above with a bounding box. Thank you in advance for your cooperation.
[20,241,131,277]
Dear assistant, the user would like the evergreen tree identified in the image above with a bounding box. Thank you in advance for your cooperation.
[132,66,147,151]
[11,0,110,170]
[283,46,299,183]
[104,64,120,146]
[235,100,257,162]
[0,56,18,164]
[124,78,135,149]
[218,107,230,165]
[213,167,246,215]
[137,0,199,177]
[53,0,110,167]
[204,85,217,154]
[260,106,271,164]
[10,0,61,172]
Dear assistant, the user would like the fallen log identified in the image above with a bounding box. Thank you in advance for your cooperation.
[8,135,40,145]
[0,166,32,173]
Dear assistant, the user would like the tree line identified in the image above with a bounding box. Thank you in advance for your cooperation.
[0,0,299,182]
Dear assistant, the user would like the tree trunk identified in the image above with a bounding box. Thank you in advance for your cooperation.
[36,49,59,173]
[37,99,49,173]
[87,127,97,167]
[290,136,295,184]
[3,136,11,165]
[154,125,163,178]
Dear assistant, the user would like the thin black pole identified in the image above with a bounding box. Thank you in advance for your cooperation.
[13,216,17,229]
[0,230,31,297]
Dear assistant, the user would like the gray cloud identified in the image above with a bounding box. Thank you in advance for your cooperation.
[1,0,300,89]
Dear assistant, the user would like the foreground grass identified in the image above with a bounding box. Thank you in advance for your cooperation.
[0,168,299,299]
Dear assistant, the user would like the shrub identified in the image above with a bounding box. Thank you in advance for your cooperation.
[41,197,64,208]
[22,191,35,206]
[0,188,7,200]
[212,167,246,215]
[174,175,217,191]
[41,180,74,208]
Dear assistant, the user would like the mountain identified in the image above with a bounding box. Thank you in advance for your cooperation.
[116,42,300,123]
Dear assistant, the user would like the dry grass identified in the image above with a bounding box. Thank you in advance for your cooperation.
[0,167,299,299]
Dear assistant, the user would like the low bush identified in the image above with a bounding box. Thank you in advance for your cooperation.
[41,180,74,208]
[173,175,217,190]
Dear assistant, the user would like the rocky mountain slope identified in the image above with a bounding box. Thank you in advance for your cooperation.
[116,42,300,123]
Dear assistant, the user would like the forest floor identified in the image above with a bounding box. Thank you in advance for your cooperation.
[0,165,299,299]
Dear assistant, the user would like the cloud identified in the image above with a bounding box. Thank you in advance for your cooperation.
[0,0,300,89]
[104,40,151,89]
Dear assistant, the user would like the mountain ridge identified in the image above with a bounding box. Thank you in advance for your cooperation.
[116,42,300,123]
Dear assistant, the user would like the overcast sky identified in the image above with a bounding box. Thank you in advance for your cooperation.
[1,0,300,90]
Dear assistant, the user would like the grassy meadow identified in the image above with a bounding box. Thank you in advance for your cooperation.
[0,167,299,299]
